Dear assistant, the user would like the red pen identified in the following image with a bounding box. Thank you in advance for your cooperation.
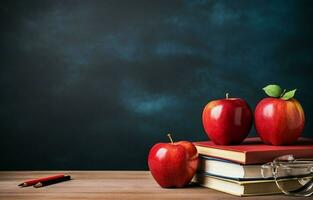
[18,174,65,187]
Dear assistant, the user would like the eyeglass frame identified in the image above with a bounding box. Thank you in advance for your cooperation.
[261,154,313,196]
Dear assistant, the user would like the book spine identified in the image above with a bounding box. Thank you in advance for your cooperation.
[245,149,313,164]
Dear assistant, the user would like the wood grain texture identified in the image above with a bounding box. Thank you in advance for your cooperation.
[0,171,309,200]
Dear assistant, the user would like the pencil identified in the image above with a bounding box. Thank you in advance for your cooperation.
[34,175,71,188]
[18,174,65,187]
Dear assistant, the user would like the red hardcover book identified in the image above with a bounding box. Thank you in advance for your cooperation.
[194,137,313,164]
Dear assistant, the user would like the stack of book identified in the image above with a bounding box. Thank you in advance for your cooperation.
[193,137,313,196]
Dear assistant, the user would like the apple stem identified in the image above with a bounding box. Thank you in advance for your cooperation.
[226,93,229,99]
[167,134,174,144]
[280,89,286,97]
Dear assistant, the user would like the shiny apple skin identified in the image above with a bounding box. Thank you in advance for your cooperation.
[202,98,253,145]
[148,141,198,188]
[255,98,305,145]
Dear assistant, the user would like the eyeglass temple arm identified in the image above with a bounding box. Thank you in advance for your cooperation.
[287,172,313,195]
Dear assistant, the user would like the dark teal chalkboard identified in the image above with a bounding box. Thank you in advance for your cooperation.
[0,0,312,170]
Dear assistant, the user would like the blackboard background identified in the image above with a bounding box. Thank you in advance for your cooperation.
[1,0,313,170]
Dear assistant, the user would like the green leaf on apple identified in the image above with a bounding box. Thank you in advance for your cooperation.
[281,89,297,100]
[263,84,282,97]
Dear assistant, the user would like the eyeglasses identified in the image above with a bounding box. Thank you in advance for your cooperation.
[261,155,313,197]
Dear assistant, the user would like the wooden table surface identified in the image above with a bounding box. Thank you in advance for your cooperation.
[0,171,310,200]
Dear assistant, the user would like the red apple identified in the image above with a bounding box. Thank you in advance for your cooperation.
[202,93,253,145]
[255,86,305,145]
[148,134,198,188]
